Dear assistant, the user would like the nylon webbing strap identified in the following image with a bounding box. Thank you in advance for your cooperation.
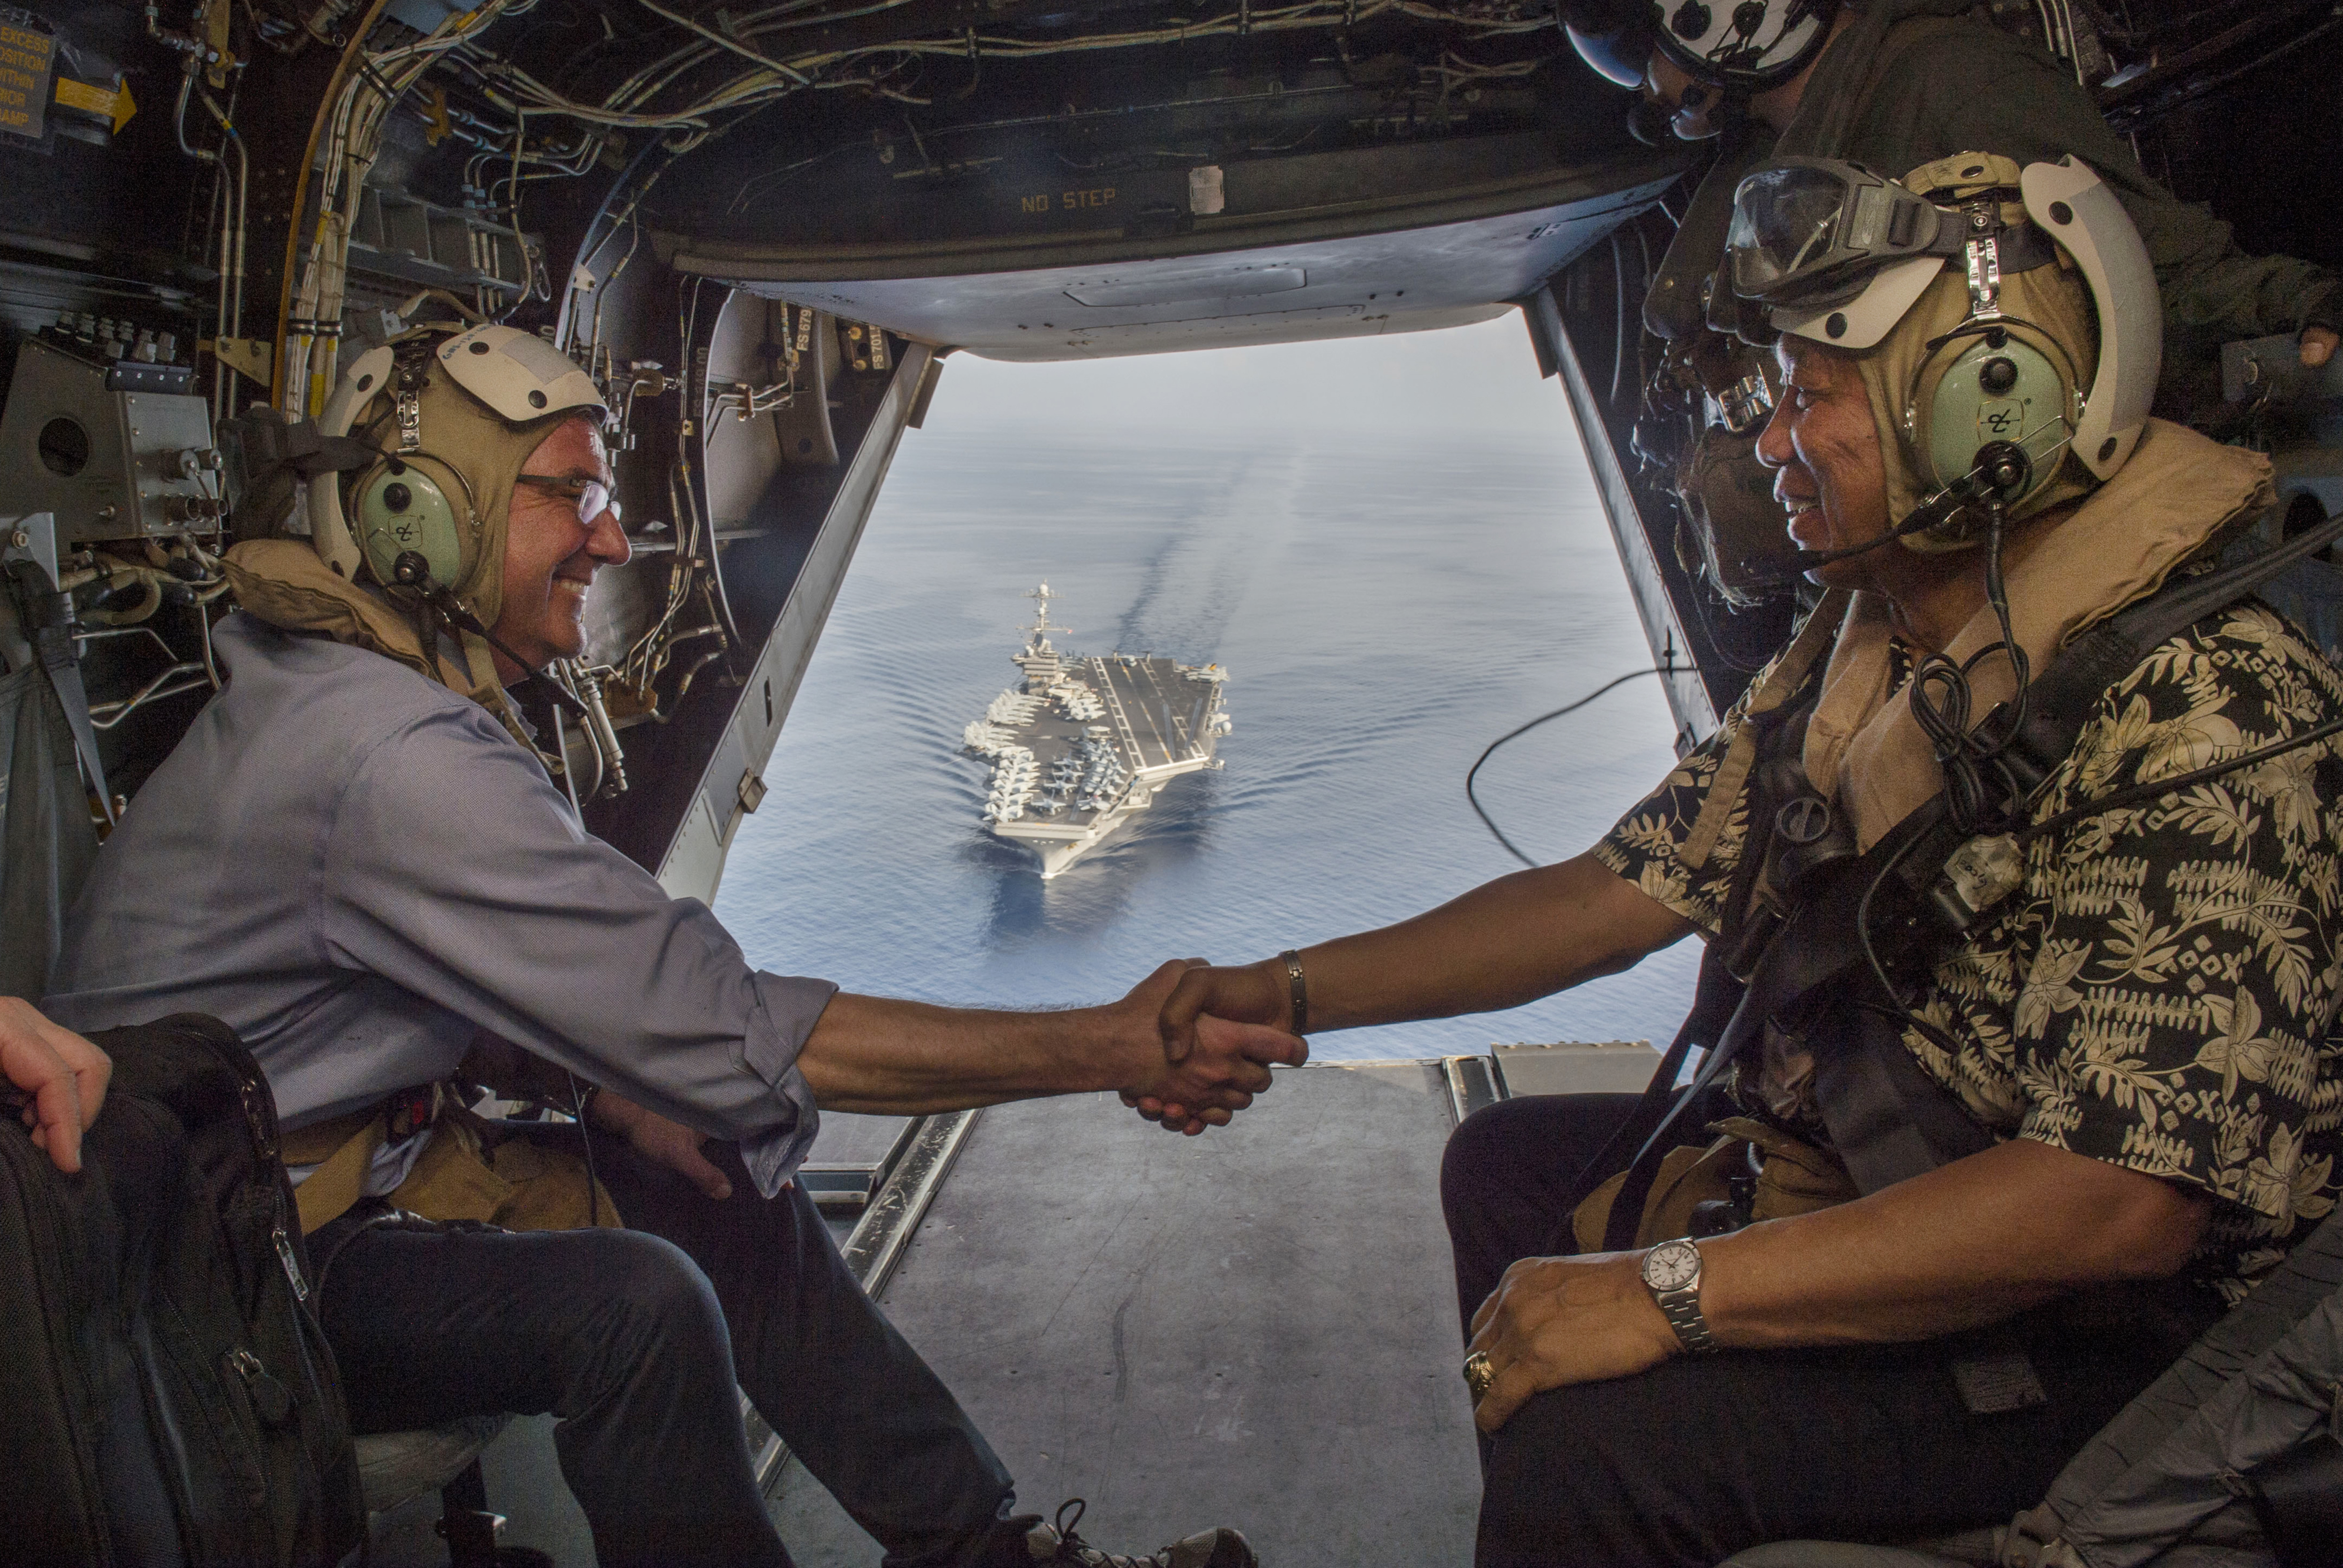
[1716,507,2341,1199]
[1681,589,1848,873]
[2011,507,2342,784]
[3,560,112,825]
[1595,965,1757,1253]
[1540,943,1743,1258]
[1615,807,1974,1211]
[1814,1006,1994,1195]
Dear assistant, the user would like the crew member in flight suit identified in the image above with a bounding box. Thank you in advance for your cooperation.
[1563,0,2339,374]
[41,324,1296,1568]
[1147,155,2343,1565]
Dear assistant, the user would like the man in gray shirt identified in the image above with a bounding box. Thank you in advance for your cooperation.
[43,324,1291,1568]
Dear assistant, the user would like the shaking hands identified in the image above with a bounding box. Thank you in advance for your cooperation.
[1116,958,1302,1135]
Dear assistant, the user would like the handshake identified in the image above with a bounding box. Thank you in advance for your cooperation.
[1110,957,1311,1137]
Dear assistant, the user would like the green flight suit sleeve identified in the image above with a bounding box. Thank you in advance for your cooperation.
[1850,22,2340,342]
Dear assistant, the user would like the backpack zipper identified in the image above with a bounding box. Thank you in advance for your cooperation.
[236,1072,279,1163]
[180,1021,312,1301]
[273,1222,310,1303]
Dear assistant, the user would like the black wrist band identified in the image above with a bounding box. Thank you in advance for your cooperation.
[1279,949,1308,1036]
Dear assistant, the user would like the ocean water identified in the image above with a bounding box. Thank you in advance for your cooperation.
[711,422,1705,1060]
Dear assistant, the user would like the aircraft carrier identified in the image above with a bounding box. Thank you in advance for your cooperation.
[960,586,1230,877]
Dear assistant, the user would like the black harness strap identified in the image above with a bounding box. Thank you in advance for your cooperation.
[1580,692,1816,1255]
[2008,510,2343,789]
[4,559,113,825]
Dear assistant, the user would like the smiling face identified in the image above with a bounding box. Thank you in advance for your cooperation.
[487,415,630,680]
[1754,335,1895,591]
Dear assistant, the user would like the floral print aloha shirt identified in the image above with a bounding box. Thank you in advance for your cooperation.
[1594,601,2343,1302]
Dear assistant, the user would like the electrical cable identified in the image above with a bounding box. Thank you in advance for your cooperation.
[1466,667,1669,868]
[567,1071,602,1228]
[1907,496,2031,834]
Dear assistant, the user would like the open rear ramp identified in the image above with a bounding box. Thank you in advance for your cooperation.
[774,1062,1483,1566]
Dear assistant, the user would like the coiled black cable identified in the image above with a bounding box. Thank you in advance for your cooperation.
[1907,497,2034,835]
[1466,667,1669,868]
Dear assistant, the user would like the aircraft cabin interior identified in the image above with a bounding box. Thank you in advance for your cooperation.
[0,0,2339,1562]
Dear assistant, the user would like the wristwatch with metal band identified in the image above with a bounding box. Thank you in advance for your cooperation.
[1641,1237,1719,1355]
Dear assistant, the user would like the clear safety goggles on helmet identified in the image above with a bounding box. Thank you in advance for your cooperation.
[1726,158,2064,348]
[1728,161,1957,310]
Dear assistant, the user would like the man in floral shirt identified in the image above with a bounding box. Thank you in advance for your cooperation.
[1144,159,2342,1565]
[1598,591,2343,1307]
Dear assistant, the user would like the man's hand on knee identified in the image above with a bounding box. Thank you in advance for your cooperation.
[1465,1252,1681,1432]
[0,997,112,1174]
[589,1090,734,1200]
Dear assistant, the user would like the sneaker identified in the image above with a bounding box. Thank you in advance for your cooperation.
[1023,1500,1258,1568]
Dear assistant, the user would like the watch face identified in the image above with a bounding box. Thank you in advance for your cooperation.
[1644,1239,1700,1292]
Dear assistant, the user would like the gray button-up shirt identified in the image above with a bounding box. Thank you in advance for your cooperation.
[43,614,831,1196]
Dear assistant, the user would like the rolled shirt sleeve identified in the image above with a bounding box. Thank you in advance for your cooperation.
[326,700,831,1192]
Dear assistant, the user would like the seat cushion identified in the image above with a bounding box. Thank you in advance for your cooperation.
[353,1414,510,1514]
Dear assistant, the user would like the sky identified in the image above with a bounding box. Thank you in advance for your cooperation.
[913,310,1571,442]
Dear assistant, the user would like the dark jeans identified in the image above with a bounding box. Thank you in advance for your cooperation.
[319,1127,1016,1568]
[1440,1094,2222,1568]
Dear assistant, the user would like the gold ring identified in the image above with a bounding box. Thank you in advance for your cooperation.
[1462,1350,1495,1402]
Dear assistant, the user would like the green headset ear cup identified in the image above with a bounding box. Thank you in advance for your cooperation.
[1904,323,2079,548]
[352,462,465,589]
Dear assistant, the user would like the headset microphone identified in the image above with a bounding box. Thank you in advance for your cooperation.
[389,550,591,719]
[1736,481,1980,584]
[1736,431,2050,583]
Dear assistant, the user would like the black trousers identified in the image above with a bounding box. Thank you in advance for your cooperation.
[318,1128,1016,1568]
[1440,1094,2222,1568]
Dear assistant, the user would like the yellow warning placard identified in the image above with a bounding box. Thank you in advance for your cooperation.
[0,14,55,141]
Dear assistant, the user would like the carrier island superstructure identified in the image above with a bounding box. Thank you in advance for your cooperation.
[960,586,1231,877]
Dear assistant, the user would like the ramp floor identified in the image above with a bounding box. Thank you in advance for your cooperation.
[772,1062,1481,1567]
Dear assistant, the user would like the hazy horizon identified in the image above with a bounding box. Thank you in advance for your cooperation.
[916,310,1569,443]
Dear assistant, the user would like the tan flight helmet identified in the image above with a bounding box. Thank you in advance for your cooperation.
[1727,150,2160,552]
[307,324,607,639]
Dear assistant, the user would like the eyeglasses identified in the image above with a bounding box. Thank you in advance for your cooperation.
[513,473,621,530]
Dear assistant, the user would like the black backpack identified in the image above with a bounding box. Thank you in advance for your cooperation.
[0,1012,365,1566]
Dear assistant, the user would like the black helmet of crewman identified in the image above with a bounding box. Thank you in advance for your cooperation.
[1561,0,1837,94]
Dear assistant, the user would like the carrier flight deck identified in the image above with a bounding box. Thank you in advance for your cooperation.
[961,586,1231,877]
